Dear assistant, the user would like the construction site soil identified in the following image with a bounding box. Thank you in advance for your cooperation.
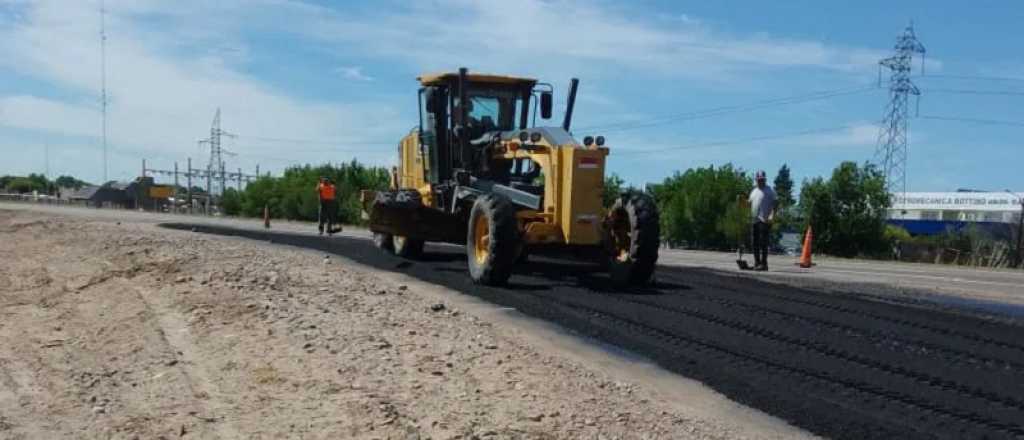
[166,222,1024,440]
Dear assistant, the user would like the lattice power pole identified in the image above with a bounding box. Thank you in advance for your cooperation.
[875,23,926,204]
[204,108,236,197]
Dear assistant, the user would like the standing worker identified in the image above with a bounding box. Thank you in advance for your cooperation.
[749,170,777,271]
[316,176,338,236]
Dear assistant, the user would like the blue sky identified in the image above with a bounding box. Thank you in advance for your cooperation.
[1,0,1021,192]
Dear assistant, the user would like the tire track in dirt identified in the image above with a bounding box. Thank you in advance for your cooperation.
[117,277,242,439]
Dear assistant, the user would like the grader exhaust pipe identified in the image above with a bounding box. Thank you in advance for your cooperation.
[562,78,579,132]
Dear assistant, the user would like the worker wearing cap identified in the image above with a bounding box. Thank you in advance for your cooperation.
[749,170,777,271]
[316,176,338,236]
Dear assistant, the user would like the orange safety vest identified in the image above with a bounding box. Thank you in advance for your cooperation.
[318,183,336,201]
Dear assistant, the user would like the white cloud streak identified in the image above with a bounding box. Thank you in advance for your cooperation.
[0,0,900,182]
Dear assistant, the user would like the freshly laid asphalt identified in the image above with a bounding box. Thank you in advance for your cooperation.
[162,221,1024,440]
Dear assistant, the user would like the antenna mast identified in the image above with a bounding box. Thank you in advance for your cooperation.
[100,0,108,182]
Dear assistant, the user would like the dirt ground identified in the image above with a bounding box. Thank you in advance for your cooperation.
[0,209,808,440]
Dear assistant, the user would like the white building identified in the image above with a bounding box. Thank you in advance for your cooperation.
[888,192,1022,235]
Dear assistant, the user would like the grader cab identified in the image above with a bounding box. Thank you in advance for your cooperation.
[361,68,659,286]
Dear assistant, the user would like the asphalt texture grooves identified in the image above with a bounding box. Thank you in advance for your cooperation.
[162,223,1024,440]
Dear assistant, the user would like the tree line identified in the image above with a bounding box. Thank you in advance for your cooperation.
[1,174,90,194]
[10,158,998,262]
[628,161,894,258]
[219,161,390,225]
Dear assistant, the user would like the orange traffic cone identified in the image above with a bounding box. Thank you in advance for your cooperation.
[263,204,271,229]
[797,226,813,268]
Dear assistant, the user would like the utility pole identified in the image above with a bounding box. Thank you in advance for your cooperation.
[141,159,146,178]
[187,157,193,214]
[173,162,179,212]
[205,164,212,215]
[44,144,50,195]
[237,167,243,192]
[874,22,926,208]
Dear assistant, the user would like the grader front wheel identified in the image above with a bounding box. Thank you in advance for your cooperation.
[466,194,518,286]
[606,192,660,286]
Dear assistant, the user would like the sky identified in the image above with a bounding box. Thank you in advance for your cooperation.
[1,0,1022,193]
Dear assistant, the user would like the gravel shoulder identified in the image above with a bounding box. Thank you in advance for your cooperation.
[0,208,813,439]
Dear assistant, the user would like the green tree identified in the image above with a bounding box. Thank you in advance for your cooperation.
[649,164,752,249]
[798,161,891,257]
[6,177,36,193]
[221,188,242,216]
[773,164,795,209]
[232,160,390,225]
[55,175,89,189]
[603,173,625,208]
[771,164,797,245]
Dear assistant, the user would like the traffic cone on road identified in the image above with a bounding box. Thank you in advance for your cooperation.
[797,226,814,268]
[263,204,271,229]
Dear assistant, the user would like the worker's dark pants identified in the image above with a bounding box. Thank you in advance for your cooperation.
[318,199,337,233]
[751,221,771,267]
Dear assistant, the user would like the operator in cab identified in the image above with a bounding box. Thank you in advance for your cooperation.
[316,176,338,236]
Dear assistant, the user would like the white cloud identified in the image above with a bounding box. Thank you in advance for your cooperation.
[797,123,880,148]
[0,0,907,183]
[0,0,407,182]
[0,95,98,136]
[229,0,892,80]
[335,66,373,81]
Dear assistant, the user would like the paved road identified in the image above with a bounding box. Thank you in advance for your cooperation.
[161,220,1024,440]
[660,248,1024,313]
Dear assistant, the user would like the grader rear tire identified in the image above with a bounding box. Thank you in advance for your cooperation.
[393,235,424,258]
[466,194,518,286]
[373,232,394,253]
[607,192,660,286]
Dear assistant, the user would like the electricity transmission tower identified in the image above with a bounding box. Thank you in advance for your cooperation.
[874,23,926,204]
[205,108,236,197]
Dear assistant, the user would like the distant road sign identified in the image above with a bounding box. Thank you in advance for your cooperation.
[149,186,173,199]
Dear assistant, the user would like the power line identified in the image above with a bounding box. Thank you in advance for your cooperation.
[238,134,394,146]
[921,73,1024,83]
[575,85,879,133]
[616,124,858,156]
[922,88,1024,96]
[919,115,1024,127]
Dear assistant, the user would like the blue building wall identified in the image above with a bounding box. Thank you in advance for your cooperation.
[887,219,1013,238]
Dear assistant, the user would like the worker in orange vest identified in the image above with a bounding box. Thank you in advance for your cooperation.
[316,176,338,236]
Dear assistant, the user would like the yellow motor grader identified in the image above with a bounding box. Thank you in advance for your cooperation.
[361,68,659,286]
